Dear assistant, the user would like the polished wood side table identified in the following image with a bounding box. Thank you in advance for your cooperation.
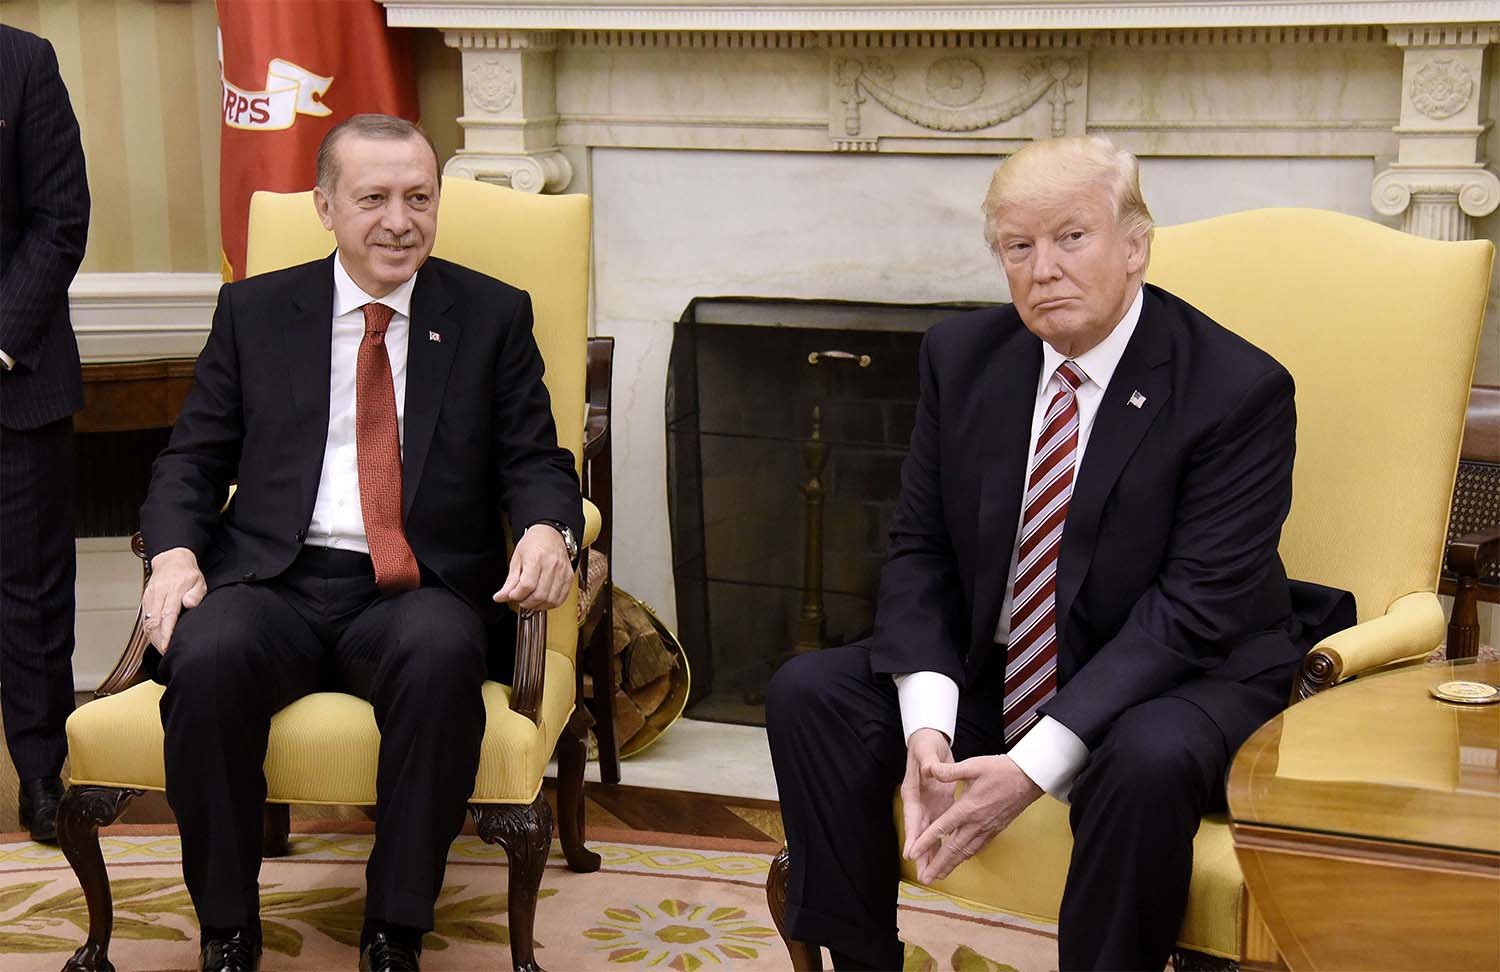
[1228,659,1500,971]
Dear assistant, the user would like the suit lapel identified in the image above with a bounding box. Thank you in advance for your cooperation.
[1054,290,1173,632]
[401,263,460,518]
[284,256,335,521]
[970,324,1043,665]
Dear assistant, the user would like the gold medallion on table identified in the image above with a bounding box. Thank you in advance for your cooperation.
[1429,680,1500,704]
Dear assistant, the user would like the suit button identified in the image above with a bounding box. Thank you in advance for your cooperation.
[295,529,306,542]
[242,571,257,581]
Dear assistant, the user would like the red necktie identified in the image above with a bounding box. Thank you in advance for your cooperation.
[356,302,420,596]
[1003,360,1088,743]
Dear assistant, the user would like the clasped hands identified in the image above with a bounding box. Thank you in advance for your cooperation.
[901,727,1044,885]
[141,524,572,653]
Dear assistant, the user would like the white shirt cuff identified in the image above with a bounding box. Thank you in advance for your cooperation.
[894,670,959,744]
[1007,715,1089,802]
[0,348,13,370]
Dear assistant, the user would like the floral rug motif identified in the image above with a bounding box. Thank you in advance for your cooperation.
[0,827,1060,970]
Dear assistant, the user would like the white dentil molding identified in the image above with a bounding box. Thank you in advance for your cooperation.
[380,2,1500,31]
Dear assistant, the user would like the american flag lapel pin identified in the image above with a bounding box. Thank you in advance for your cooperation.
[1128,390,1147,409]
[428,330,442,343]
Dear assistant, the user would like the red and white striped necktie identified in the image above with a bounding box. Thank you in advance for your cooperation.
[1003,359,1088,744]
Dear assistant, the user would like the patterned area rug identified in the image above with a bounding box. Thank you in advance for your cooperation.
[0,824,1059,971]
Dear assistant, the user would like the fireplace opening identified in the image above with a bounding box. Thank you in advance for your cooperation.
[667,297,991,725]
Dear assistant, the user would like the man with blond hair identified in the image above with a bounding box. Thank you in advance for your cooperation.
[767,136,1350,970]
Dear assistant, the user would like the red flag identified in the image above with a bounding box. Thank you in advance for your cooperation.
[216,0,418,280]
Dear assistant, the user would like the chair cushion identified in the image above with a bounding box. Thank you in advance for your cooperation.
[897,798,1243,958]
[66,650,576,805]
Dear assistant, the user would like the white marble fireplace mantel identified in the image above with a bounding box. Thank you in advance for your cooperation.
[380,1,1497,31]
[381,0,1500,237]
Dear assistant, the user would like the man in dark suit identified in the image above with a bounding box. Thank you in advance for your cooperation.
[139,114,581,972]
[0,24,90,845]
[768,136,1348,971]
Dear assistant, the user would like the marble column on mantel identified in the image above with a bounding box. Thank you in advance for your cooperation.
[1372,23,1500,242]
[442,30,572,193]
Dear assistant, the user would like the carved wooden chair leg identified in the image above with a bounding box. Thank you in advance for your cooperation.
[556,699,602,873]
[262,803,291,858]
[589,592,621,785]
[473,794,553,972]
[766,846,825,971]
[58,785,139,972]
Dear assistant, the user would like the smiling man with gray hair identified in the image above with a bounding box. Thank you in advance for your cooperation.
[139,114,581,972]
[767,136,1352,970]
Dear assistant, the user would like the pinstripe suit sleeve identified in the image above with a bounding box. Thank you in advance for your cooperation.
[0,35,90,370]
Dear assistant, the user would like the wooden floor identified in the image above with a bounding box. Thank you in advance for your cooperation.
[0,693,785,846]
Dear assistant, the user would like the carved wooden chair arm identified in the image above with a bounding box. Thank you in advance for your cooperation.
[584,336,614,462]
[508,609,548,725]
[94,533,154,698]
[1446,525,1500,581]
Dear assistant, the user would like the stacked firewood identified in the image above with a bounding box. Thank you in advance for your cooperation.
[584,589,680,750]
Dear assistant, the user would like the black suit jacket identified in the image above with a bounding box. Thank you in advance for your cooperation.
[0,25,89,431]
[141,255,583,630]
[869,283,1349,750]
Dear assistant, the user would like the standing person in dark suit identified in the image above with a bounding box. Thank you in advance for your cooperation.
[0,24,91,845]
[138,114,582,972]
[767,136,1351,971]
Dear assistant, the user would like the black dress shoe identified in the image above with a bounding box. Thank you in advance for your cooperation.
[200,929,261,971]
[18,777,64,844]
[359,931,421,971]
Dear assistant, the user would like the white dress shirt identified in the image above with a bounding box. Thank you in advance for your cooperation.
[896,285,1145,800]
[304,252,418,553]
[0,349,13,370]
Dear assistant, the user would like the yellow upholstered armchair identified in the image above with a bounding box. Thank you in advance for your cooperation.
[57,178,605,972]
[766,209,1494,970]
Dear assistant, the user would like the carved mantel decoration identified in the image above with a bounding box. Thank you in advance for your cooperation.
[830,52,1085,151]
[441,29,572,192]
[381,2,1499,241]
[1372,22,1500,241]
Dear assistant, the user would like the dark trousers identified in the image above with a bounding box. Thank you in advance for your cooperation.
[767,643,1291,971]
[154,546,487,934]
[0,417,76,782]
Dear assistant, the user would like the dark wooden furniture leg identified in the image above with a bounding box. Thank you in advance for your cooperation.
[473,794,553,972]
[262,802,291,858]
[556,672,602,873]
[1446,530,1497,659]
[583,336,620,784]
[1172,948,1239,971]
[766,846,825,971]
[587,606,621,784]
[58,785,139,972]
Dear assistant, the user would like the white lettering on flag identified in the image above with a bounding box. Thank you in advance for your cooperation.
[218,29,334,132]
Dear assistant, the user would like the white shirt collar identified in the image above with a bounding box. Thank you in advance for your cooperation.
[1039,284,1144,392]
[332,250,418,319]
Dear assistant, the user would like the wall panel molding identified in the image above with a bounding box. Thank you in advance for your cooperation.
[68,272,219,363]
